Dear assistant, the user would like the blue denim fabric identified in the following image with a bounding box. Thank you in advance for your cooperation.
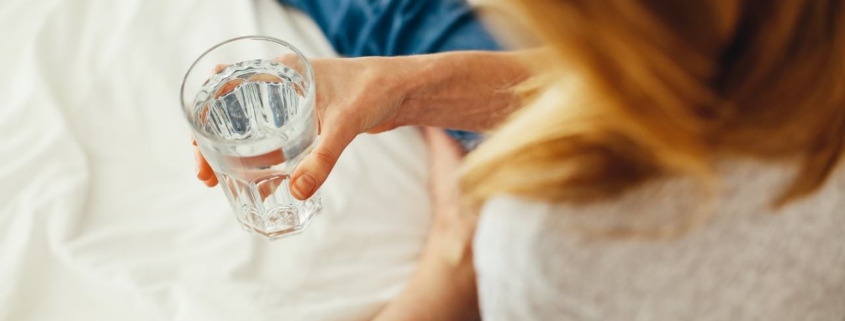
[278,0,497,150]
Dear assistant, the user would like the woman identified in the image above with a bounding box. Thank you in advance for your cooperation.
[196,0,845,319]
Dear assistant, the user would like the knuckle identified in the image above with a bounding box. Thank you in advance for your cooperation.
[312,149,337,168]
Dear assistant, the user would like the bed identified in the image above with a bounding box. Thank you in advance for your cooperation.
[0,0,431,319]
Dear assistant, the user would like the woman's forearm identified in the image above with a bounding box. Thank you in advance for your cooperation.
[394,51,532,132]
[373,209,480,321]
[372,255,478,321]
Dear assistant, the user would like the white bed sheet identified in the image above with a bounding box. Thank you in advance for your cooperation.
[0,0,431,320]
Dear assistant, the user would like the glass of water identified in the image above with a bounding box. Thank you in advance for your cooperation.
[180,36,321,239]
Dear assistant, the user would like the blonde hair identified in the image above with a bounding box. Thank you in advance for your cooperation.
[462,1,845,211]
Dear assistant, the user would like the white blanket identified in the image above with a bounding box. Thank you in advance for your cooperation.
[0,0,431,320]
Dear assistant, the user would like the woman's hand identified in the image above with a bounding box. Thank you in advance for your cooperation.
[195,56,415,198]
[284,57,413,199]
[195,51,531,199]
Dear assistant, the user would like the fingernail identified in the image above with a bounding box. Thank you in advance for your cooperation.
[292,173,316,199]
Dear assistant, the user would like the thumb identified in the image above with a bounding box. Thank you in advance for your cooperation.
[289,123,356,200]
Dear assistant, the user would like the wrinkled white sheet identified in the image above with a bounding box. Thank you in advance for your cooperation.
[0,0,431,320]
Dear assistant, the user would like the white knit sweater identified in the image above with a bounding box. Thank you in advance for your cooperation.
[475,159,845,320]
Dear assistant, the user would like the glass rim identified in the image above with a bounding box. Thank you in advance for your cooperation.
[179,35,316,145]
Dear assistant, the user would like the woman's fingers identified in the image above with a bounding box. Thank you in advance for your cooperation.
[289,118,357,200]
[189,63,230,188]
[203,174,218,187]
[213,64,228,73]
[193,57,404,196]
[423,128,464,215]
[194,146,212,180]
[193,145,218,188]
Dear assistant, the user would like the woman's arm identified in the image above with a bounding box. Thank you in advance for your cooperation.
[195,51,532,199]
[277,0,505,149]
[284,50,530,199]
[373,231,478,321]
[396,50,530,132]
[373,128,480,321]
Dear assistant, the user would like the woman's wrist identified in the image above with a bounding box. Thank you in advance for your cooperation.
[389,54,446,128]
[392,51,529,131]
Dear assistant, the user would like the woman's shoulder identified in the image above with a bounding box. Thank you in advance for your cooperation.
[473,158,845,320]
[479,167,705,236]
[480,157,845,228]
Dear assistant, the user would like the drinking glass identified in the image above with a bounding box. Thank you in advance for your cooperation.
[180,36,321,239]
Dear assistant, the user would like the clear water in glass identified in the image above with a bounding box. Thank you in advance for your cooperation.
[192,59,320,239]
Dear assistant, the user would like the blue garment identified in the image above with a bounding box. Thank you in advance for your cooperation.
[278,0,498,149]
[278,0,501,55]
